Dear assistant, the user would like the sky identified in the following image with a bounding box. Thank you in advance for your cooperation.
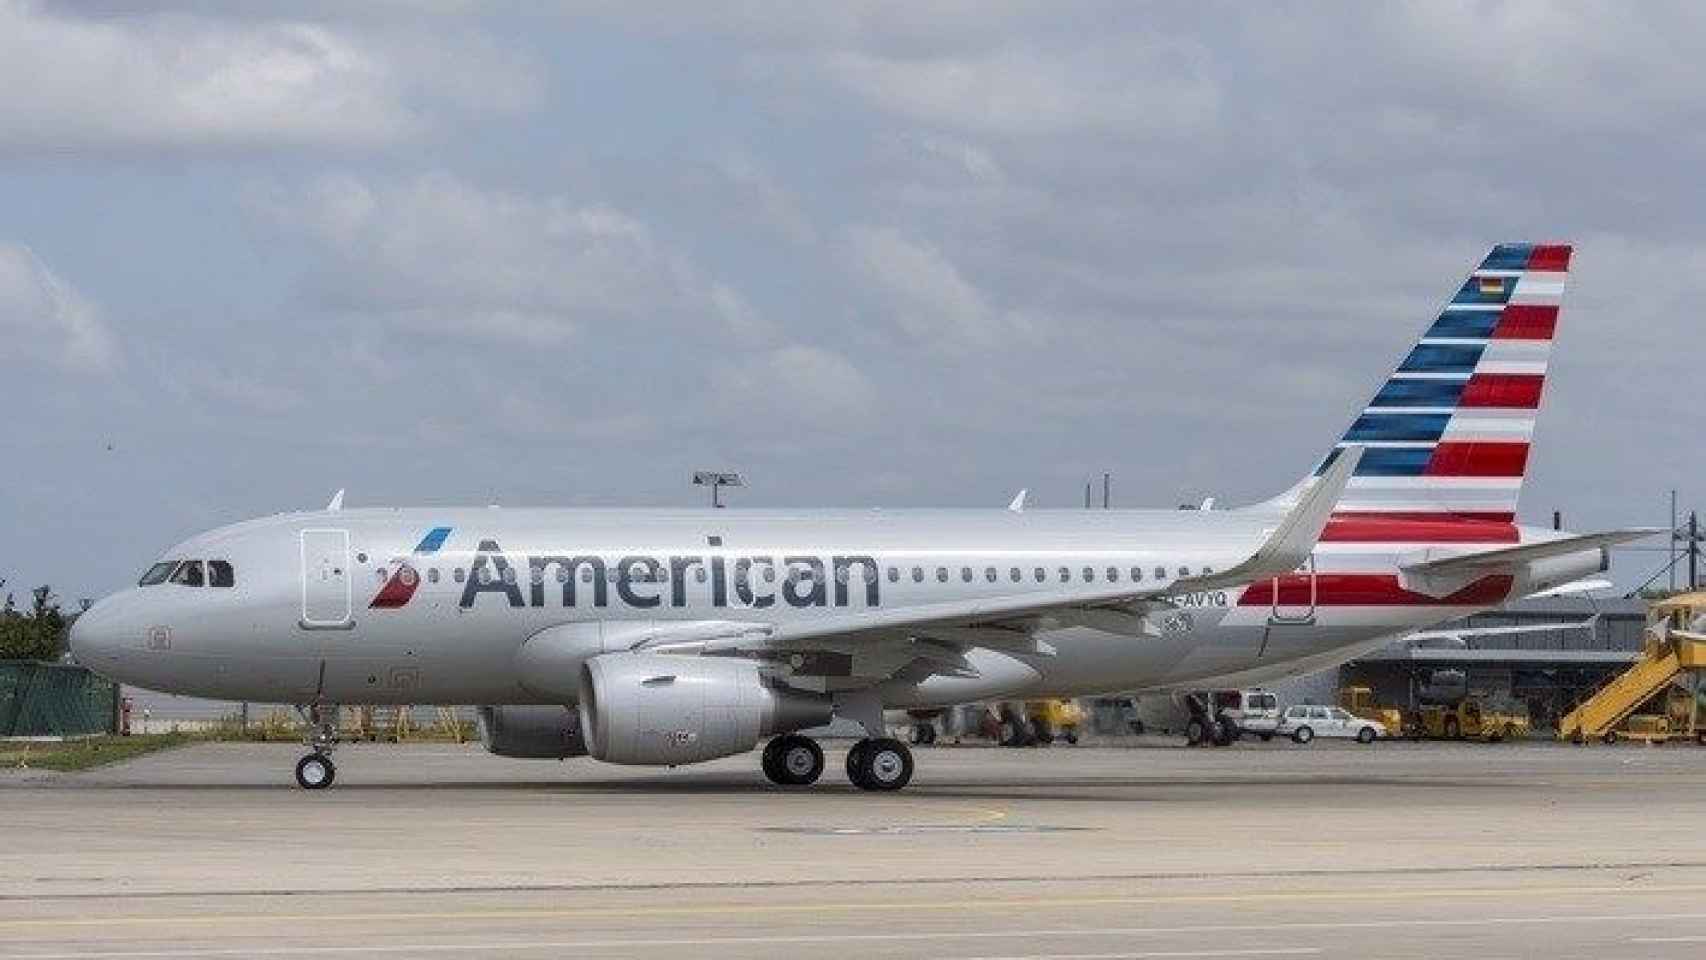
[3,0,1705,603]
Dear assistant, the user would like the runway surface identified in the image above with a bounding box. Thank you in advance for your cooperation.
[7,739,1706,959]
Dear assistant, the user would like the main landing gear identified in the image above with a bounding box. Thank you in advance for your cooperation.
[293,703,339,790]
[759,734,915,791]
[761,734,826,786]
[846,737,914,791]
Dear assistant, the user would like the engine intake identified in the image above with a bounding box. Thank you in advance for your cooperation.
[579,653,831,765]
[477,705,588,759]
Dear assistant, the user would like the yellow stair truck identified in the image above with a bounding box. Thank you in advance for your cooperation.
[1558,591,1706,745]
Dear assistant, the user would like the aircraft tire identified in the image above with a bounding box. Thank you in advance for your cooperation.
[295,752,335,790]
[849,737,913,791]
[764,735,824,786]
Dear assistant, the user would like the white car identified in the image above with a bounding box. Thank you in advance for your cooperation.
[1276,705,1385,744]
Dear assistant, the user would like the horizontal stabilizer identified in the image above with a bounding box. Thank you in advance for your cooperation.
[1401,528,1660,579]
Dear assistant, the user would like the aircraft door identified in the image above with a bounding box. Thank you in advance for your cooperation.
[1268,554,1316,625]
[300,528,353,628]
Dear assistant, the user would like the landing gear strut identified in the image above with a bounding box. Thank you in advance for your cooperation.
[761,734,825,786]
[846,737,914,791]
[294,703,339,791]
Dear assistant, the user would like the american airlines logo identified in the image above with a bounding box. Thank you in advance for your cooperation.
[371,531,882,611]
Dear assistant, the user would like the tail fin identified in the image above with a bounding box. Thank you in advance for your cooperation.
[1308,242,1572,523]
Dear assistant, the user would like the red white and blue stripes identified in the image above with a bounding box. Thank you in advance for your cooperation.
[1317,242,1569,527]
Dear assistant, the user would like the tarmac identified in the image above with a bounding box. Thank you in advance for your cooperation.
[6,738,1706,959]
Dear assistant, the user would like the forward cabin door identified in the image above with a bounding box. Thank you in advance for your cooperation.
[1269,554,1317,625]
[300,528,353,629]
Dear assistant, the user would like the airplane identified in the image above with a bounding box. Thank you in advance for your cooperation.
[70,242,1655,792]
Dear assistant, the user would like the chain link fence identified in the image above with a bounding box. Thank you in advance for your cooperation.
[0,661,117,737]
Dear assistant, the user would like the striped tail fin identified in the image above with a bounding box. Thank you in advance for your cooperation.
[1313,242,1571,525]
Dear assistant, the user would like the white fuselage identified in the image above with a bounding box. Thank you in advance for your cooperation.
[70,506,1598,708]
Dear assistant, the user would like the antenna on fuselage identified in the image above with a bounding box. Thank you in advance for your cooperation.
[1007,489,1028,513]
[326,489,345,512]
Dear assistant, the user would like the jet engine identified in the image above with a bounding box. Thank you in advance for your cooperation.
[578,653,831,765]
[476,705,588,759]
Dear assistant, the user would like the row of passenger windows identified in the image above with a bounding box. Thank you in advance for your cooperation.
[383,562,1209,588]
[137,559,236,588]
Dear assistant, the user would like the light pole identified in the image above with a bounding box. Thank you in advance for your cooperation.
[693,471,744,508]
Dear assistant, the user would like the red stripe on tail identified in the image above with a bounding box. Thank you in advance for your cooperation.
[1240,573,1514,607]
[1526,244,1572,271]
[1492,305,1557,341]
[1424,441,1530,477]
[1322,515,1519,543]
[1459,374,1544,409]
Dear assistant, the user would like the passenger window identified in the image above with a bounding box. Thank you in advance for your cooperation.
[1106,566,1119,582]
[1081,566,1094,583]
[763,566,776,583]
[138,561,177,587]
[912,566,924,583]
[454,568,466,583]
[888,567,899,583]
[1131,567,1143,582]
[696,567,707,583]
[1010,567,1022,582]
[1154,566,1166,580]
[581,568,593,582]
[375,568,387,583]
[1058,566,1070,583]
[1178,566,1190,577]
[208,561,235,588]
[960,567,972,583]
[1034,567,1046,582]
[428,568,440,584]
[985,566,998,583]
[836,567,850,584]
[502,567,517,585]
[936,567,949,583]
[169,561,205,587]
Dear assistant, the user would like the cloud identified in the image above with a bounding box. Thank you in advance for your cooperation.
[845,225,1038,348]
[812,41,1219,138]
[0,244,119,373]
[0,1,539,151]
[713,344,876,423]
[251,171,768,348]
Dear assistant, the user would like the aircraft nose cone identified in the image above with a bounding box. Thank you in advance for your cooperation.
[69,599,121,667]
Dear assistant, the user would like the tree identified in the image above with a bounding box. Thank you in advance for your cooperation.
[0,582,67,661]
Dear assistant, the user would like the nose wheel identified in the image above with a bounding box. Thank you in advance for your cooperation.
[293,703,341,790]
[294,752,336,790]
[846,737,913,791]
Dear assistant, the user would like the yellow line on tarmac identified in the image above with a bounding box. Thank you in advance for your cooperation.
[5,882,1706,930]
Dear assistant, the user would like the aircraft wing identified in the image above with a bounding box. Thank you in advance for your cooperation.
[633,447,1364,688]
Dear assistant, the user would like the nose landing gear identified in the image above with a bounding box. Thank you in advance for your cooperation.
[293,703,340,791]
[294,752,335,789]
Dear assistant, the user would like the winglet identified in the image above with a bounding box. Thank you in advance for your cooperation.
[1007,489,1028,513]
[1178,444,1362,591]
[326,489,345,512]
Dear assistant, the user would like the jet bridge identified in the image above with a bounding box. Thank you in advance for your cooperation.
[1558,592,1706,744]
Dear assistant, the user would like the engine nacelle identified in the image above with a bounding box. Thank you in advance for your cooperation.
[477,705,588,759]
[578,653,831,765]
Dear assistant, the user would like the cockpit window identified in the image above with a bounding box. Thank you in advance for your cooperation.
[138,561,176,586]
[169,560,205,587]
[208,560,235,588]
